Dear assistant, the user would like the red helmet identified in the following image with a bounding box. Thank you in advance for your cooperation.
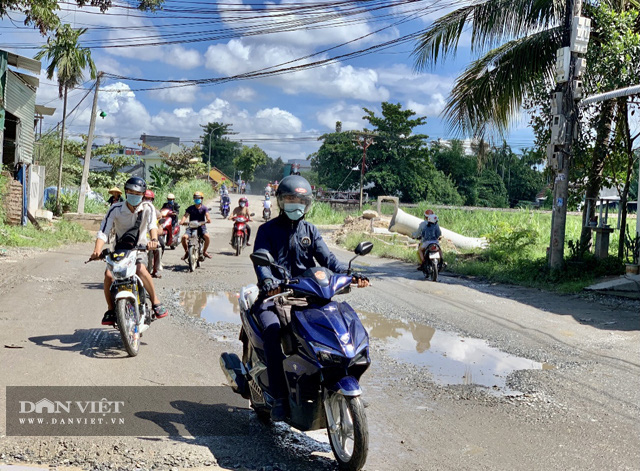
[239,197,248,207]
[144,190,155,200]
[424,209,434,217]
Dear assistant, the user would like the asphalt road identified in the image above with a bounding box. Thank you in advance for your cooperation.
[1,194,639,471]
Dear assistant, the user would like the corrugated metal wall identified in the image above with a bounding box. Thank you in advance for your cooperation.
[5,70,35,164]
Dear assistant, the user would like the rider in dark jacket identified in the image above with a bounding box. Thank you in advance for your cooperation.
[252,175,368,421]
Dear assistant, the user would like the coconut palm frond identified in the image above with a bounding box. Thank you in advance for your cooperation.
[413,0,560,70]
[34,24,96,98]
[442,27,561,137]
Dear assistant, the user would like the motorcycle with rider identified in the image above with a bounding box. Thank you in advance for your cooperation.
[220,175,372,471]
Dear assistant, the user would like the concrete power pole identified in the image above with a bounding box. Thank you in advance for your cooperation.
[78,72,103,214]
[548,0,589,269]
[357,136,374,211]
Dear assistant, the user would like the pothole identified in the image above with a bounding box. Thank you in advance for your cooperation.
[178,291,241,325]
[359,311,552,395]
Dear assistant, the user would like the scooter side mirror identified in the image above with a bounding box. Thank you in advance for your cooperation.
[250,249,274,267]
[355,241,373,256]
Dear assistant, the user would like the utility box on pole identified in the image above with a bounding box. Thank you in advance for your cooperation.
[549,0,589,270]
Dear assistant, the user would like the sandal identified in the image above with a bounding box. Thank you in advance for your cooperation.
[152,303,169,319]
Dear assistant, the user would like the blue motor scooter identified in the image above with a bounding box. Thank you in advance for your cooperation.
[220,241,373,471]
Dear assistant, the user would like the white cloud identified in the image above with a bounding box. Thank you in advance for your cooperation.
[150,84,199,104]
[316,102,365,131]
[165,46,203,70]
[254,108,303,134]
[223,86,257,102]
[204,39,389,101]
[407,95,447,118]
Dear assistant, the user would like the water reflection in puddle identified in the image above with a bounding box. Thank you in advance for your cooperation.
[179,291,242,325]
[359,311,551,394]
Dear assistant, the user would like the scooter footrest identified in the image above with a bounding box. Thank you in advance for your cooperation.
[219,353,248,395]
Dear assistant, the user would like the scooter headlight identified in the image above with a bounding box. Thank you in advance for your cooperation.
[309,342,344,365]
[112,258,133,278]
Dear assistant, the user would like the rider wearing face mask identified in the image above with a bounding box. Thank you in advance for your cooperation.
[251,175,369,421]
[91,176,169,325]
[229,197,252,246]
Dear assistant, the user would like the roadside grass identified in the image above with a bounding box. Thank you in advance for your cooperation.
[0,219,92,249]
[307,202,360,225]
[326,201,626,293]
[153,181,216,214]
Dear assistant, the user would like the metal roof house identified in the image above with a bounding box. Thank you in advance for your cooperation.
[1,50,43,167]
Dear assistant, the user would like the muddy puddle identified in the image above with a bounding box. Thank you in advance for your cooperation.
[179,291,242,325]
[179,292,548,395]
[359,311,552,395]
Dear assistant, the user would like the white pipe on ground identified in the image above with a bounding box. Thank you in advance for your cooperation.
[388,207,488,250]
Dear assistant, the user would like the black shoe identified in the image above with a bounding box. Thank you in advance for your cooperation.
[271,399,287,422]
[101,310,116,326]
[416,265,423,271]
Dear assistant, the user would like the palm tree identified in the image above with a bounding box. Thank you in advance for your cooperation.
[35,24,96,214]
[412,0,635,248]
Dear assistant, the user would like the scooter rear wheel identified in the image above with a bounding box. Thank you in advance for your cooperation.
[431,259,439,282]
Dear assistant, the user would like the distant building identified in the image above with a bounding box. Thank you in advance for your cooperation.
[141,143,181,181]
[140,134,180,155]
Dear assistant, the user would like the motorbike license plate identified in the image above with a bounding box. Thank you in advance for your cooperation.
[429,252,440,259]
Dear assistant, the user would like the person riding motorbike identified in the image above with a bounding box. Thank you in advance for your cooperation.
[220,192,231,211]
[251,175,369,421]
[229,197,252,246]
[161,193,180,228]
[91,176,169,325]
[180,191,212,259]
[412,209,443,270]
[143,190,163,278]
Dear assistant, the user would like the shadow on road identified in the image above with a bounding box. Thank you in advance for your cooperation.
[29,329,134,359]
[359,258,640,332]
[136,399,335,470]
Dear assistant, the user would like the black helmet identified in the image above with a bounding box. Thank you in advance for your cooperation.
[124,176,147,193]
[276,175,313,214]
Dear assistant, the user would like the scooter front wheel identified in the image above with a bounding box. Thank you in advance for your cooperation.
[116,298,140,357]
[188,245,196,272]
[324,392,368,471]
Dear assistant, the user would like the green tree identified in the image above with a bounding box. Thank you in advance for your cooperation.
[1,0,164,34]
[162,144,206,183]
[35,24,96,213]
[200,122,241,178]
[310,125,361,191]
[254,156,285,183]
[431,140,479,205]
[477,169,509,208]
[362,102,460,203]
[233,145,268,182]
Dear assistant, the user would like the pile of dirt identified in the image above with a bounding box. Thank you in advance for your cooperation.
[335,215,391,238]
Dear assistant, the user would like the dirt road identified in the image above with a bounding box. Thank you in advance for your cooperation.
[1,194,639,471]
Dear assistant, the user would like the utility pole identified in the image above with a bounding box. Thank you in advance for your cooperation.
[356,135,374,211]
[548,0,589,269]
[78,72,103,214]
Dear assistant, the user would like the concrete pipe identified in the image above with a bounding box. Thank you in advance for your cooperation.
[388,207,487,250]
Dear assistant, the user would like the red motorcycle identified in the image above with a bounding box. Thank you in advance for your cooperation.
[158,208,180,251]
[231,215,252,256]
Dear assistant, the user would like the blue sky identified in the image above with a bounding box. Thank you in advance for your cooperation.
[1,0,536,162]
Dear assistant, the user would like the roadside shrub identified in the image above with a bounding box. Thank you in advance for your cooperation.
[485,222,539,262]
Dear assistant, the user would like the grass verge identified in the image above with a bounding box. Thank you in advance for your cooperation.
[338,231,623,294]
[0,219,92,249]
